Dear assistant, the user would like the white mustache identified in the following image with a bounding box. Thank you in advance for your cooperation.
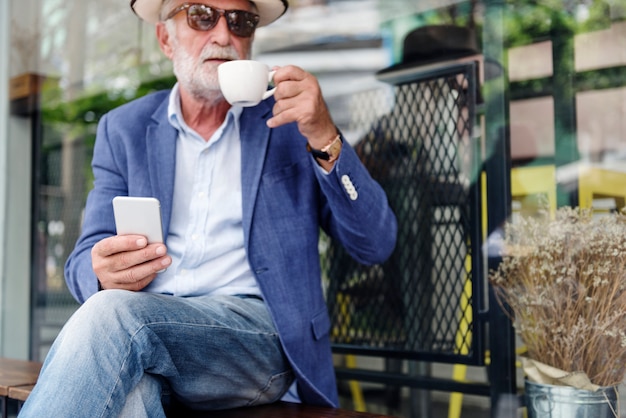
[200,45,240,62]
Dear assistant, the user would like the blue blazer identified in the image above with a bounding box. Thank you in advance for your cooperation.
[65,90,398,407]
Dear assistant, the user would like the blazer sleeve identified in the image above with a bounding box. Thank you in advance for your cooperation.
[314,135,398,265]
[64,112,130,303]
[64,91,173,304]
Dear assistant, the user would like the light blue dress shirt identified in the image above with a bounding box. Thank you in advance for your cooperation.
[144,84,261,298]
[147,84,301,403]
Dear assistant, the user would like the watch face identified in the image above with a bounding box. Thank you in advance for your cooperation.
[327,137,342,160]
[309,135,341,162]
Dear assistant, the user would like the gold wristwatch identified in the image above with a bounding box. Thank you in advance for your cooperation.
[306,134,342,163]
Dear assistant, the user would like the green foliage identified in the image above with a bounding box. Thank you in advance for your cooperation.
[502,0,626,48]
[503,1,572,47]
[41,75,176,128]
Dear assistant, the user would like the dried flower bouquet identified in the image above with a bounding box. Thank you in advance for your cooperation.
[489,206,626,388]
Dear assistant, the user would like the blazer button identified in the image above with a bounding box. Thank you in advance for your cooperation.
[341,175,358,201]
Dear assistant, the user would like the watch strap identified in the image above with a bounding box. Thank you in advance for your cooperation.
[306,142,331,160]
[306,134,342,162]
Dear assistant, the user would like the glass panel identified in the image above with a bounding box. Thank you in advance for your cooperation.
[15,0,458,361]
[493,0,626,410]
[505,0,626,212]
[10,0,184,360]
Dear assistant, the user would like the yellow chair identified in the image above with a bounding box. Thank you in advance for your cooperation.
[578,164,626,211]
[510,165,557,215]
[332,293,367,412]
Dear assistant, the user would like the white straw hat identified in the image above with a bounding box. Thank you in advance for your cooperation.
[130,0,288,27]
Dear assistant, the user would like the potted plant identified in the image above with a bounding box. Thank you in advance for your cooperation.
[489,206,626,417]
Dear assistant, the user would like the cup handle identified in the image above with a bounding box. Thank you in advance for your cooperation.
[263,70,277,100]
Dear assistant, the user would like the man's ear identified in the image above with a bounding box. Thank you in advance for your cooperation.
[156,23,174,59]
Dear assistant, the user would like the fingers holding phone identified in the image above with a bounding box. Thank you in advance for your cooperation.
[92,234,171,291]
[94,196,171,291]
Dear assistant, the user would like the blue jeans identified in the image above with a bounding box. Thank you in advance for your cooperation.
[19,290,294,418]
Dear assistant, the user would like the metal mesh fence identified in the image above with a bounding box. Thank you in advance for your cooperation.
[324,62,483,364]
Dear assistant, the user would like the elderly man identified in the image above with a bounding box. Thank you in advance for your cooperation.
[19,0,397,416]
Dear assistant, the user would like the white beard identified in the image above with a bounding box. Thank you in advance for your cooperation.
[171,40,242,100]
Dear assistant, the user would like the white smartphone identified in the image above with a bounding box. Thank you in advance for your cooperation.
[112,196,164,244]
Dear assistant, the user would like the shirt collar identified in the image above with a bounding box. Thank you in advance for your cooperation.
[167,83,243,139]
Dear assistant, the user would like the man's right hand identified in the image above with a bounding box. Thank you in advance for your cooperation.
[91,235,172,291]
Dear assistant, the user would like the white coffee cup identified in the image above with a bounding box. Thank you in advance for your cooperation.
[218,60,276,107]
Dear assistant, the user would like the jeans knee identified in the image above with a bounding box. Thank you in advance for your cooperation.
[66,290,141,337]
[83,288,135,313]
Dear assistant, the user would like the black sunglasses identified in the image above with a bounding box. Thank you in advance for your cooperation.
[165,3,260,38]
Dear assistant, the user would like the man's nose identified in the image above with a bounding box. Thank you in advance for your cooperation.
[210,14,232,43]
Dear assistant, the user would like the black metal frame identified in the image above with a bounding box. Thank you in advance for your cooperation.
[324,60,516,415]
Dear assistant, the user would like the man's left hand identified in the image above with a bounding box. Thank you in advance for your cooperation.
[266,65,339,152]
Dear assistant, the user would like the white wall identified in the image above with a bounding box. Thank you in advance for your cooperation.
[0,0,33,359]
[0,0,8,357]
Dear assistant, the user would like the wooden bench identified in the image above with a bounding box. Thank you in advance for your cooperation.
[0,358,42,417]
[11,387,395,417]
[1,358,396,418]
[7,384,34,414]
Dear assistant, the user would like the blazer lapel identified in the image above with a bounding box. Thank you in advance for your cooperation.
[146,99,177,234]
[240,101,273,243]
[141,95,271,238]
